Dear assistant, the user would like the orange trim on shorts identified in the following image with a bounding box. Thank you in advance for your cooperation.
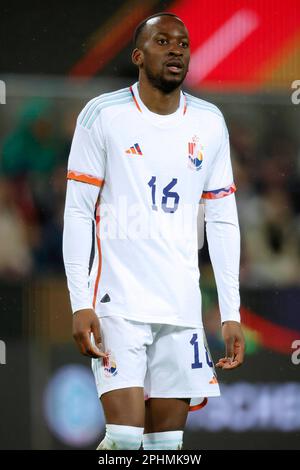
[209,376,218,384]
[67,170,104,188]
[189,397,208,412]
[93,197,102,309]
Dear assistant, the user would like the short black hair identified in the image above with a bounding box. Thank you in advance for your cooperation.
[133,12,182,47]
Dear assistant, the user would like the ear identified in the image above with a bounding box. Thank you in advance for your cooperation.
[132,48,143,67]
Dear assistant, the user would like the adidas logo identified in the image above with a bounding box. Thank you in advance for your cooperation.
[125,143,143,156]
[100,293,110,303]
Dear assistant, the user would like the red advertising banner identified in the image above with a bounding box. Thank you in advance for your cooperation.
[170,0,300,91]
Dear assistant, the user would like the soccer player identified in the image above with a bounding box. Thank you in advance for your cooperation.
[63,12,245,450]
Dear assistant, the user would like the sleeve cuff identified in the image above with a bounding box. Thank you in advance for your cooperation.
[201,183,236,200]
[72,304,94,315]
[221,312,241,324]
[67,170,105,188]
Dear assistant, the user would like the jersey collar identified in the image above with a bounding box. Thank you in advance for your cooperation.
[130,82,187,120]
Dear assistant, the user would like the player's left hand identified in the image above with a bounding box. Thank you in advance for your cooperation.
[216,321,245,370]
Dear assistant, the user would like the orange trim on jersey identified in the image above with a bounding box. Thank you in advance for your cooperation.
[189,397,208,412]
[183,95,187,115]
[130,85,187,115]
[130,86,142,113]
[93,197,102,309]
[201,183,236,200]
[67,170,104,188]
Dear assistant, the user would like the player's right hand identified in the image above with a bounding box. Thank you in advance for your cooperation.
[72,308,107,359]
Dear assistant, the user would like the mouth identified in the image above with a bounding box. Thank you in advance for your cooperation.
[165,60,184,74]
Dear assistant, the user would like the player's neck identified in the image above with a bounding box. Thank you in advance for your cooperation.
[137,78,181,115]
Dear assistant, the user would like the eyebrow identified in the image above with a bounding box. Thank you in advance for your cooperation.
[152,31,189,39]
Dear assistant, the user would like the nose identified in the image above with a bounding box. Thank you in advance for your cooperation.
[168,40,183,56]
[169,49,182,56]
[168,47,183,57]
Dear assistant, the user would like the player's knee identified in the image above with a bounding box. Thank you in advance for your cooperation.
[143,430,183,450]
[97,424,144,450]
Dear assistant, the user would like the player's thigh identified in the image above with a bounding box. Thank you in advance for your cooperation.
[144,397,190,433]
[101,386,145,427]
[92,316,152,427]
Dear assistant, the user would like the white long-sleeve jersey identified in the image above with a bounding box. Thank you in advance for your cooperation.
[63,82,240,328]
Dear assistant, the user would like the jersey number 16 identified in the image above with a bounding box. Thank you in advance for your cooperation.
[148,176,180,213]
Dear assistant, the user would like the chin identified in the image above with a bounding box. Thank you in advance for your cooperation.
[161,78,184,93]
[156,75,185,93]
[145,67,186,93]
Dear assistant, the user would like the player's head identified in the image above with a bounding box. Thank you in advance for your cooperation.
[132,13,190,93]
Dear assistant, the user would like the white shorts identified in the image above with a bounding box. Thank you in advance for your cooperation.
[91,316,220,412]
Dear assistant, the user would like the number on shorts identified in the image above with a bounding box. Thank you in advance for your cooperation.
[205,346,213,367]
[190,334,203,369]
[190,334,214,369]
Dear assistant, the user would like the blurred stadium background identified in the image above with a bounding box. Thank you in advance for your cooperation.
[1,0,300,450]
